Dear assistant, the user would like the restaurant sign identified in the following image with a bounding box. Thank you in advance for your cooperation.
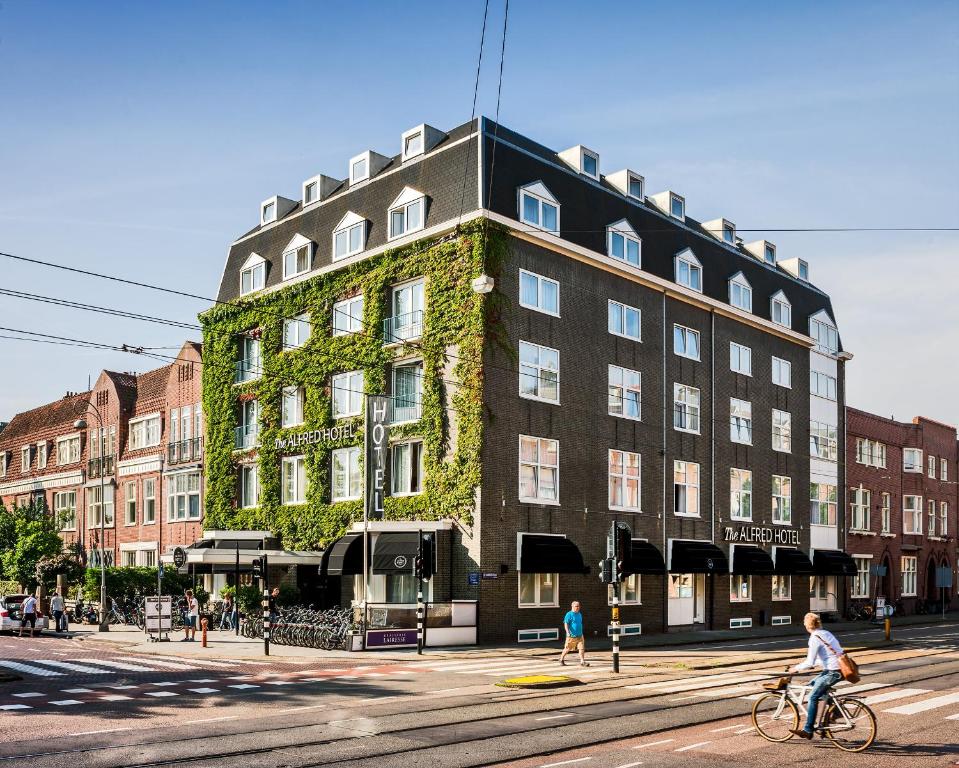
[723,525,800,545]
[275,423,356,450]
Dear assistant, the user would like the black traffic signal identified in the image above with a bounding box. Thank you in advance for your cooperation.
[614,522,632,582]
[416,533,435,580]
[599,558,614,584]
[251,558,262,579]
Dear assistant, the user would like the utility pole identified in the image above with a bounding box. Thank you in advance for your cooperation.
[416,529,424,655]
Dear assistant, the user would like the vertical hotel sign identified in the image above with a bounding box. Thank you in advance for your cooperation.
[366,395,389,520]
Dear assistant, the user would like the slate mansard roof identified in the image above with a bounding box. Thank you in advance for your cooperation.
[215,117,840,345]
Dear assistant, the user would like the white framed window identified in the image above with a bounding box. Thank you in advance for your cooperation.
[124,481,136,526]
[674,460,700,517]
[303,178,319,206]
[281,386,305,428]
[728,273,752,312]
[0,452,6,478]
[809,421,838,460]
[764,243,776,265]
[37,442,47,470]
[55,491,77,531]
[283,313,311,350]
[57,435,80,466]
[627,173,644,200]
[240,254,266,296]
[850,487,871,531]
[881,492,891,533]
[518,572,558,607]
[772,409,792,452]
[855,438,886,468]
[772,575,791,601]
[333,212,367,261]
[387,279,425,342]
[237,336,262,383]
[940,502,948,536]
[240,464,258,509]
[609,573,642,605]
[901,556,917,596]
[608,300,641,341]
[607,221,641,267]
[392,361,423,423]
[810,483,837,526]
[331,447,361,502]
[519,341,559,403]
[333,296,364,337]
[608,365,641,420]
[903,448,923,472]
[730,398,752,444]
[21,446,30,472]
[87,484,115,527]
[810,370,837,400]
[609,449,641,511]
[519,269,559,316]
[518,182,560,233]
[810,316,839,355]
[730,342,751,375]
[903,495,923,534]
[673,384,701,433]
[388,187,426,239]
[928,499,936,536]
[261,200,276,224]
[941,458,948,481]
[519,435,558,504]
[772,475,792,524]
[668,193,685,220]
[282,238,312,280]
[129,414,161,450]
[332,371,364,419]
[167,471,201,520]
[391,441,424,495]
[730,574,752,602]
[674,249,702,292]
[402,127,424,160]
[772,357,792,388]
[143,478,156,524]
[236,399,259,450]
[350,153,369,184]
[928,454,937,478]
[283,455,308,504]
[673,324,700,360]
[770,291,792,328]
[852,557,871,598]
[730,468,752,521]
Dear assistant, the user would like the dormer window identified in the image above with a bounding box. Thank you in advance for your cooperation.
[582,151,598,178]
[798,260,809,280]
[281,235,313,280]
[388,187,426,240]
[400,124,445,162]
[260,195,296,226]
[674,249,702,292]
[262,201,276,224]
[518,182,560,233]
[770,291,792,329]
[558,145,600,180]
[350,155,368,183]
[728,272,752,312]
[607,170,644,201]
[333,211,367,261]
[671,194,685,219]
[703,218,736,245]
[764,243,776,265]
[607,220,641,267]
[809,312,839,355]
[240,253,267,296]
[303,180,318,205]
[723,222,735,244]
[404,130,423,159]
[628,175,643,199]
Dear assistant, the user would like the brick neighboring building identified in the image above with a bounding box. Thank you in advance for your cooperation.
[846,407,958,613]
[0,341,205,572]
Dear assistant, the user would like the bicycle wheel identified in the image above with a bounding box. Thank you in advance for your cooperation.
[823,697,877,752]
[752,693,800,742]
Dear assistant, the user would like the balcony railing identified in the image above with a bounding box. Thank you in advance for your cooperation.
[168,437,203,465]
[383,310,424,344]
[234,358,261,384]
[87,456,115,478]
[234,425,259,450]
[390,395,423,425]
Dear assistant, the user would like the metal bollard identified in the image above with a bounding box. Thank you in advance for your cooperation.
[884,615,891,641]
[201,617,208,647]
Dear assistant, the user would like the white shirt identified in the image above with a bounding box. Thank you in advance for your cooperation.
[21,596,37,614]
[187,597,199,617]
[796,629,843,672]
[50,595,65,612]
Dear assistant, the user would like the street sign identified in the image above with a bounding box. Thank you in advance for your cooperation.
[935,566,953,589]
[144,595,172,635]
[172,547,186,568]
[252,558,262,579]
[468,572,480,586]
[365,395,390,521]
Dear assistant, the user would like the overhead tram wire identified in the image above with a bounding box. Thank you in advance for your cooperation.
[480,0,509,259]
[456,0,491,227]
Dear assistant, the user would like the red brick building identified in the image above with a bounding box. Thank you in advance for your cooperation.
[0,341,205,571]
[845,407,957,614]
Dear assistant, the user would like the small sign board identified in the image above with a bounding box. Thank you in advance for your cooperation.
[366,629,418,649]
[468,572,481,586]
[481,572,498,580]
[144,595,173,634]
[172,547,187,568]
[935,566,953,589]
[869,565,887,577]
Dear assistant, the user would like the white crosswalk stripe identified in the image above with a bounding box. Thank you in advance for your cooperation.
[34,659,114,674]
[883,691,959,715]
[73,659,166,672]
[861,688,931,705]
[115,657,200,670]
[0,660,64,677]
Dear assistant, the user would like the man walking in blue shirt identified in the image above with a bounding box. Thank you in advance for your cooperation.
[559,601,589,667]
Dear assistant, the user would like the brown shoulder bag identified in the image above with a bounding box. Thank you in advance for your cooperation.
[817,632,860,684]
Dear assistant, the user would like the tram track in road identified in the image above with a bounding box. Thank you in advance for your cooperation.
[6,655,959,768]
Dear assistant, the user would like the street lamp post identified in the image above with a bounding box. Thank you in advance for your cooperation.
[74,405,110,632]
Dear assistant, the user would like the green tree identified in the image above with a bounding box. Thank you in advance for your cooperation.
[0,501,63,591]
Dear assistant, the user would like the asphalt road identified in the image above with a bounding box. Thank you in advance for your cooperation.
[0,622,956,767]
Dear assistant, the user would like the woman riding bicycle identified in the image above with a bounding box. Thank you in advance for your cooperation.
[789,611,845,739]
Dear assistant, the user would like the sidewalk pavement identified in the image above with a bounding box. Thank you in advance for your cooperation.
[65,611,959,664]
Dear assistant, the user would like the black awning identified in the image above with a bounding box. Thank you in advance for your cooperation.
[624,540,666,575]
[813,550,858,576]
[520,535,586,574]
[372,532,419,575]
[669,540,729,574]
[324,533,367,576]
[775,548,815,575]
[732,545,775,575]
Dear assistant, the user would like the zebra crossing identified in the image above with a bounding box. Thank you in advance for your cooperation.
[0,654,271,681]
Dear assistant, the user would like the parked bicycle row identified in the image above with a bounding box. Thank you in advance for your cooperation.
[239,606,355,650]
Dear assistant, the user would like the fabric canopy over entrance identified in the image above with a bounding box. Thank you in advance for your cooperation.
[324,533,368,577]
[813,549,858,576]
[774,548,815,575]
[519,535,587,574]
[670,541,729,574]
[624,540,666,575]
[731,545,775,575]
[372,532,418,575]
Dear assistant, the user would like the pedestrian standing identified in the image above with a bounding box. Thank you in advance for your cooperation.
[181,589,199,642]
[18,594,38,638]
[50,589,66,633]
[269,587,280,625]
[219,594,234,631]
[559,600,589,667]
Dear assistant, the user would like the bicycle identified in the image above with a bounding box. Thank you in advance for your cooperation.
[752,670,877,752]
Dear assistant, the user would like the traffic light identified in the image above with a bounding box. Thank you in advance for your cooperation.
[614,522,632,583]
[251,558,262,579]
[414,555,424,580]
[599,558,614,584]
[416,533,435,580]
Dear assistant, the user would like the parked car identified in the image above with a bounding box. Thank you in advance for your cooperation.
[0,594,49,634]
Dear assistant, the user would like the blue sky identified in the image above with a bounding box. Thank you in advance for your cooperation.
[0,0,957,424]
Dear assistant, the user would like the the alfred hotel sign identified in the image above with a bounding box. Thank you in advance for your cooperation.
[275,423,356,450]
[723,525,800,545]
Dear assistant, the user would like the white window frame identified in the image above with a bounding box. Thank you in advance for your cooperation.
[673,324,700,360]
[850,487,871,531]
[519,435,559,505]
[772,409,792,453]
[36,442,47,470]
[518,572,559,608]
[730,398,752,445]
[928,499,936,536]
[772,356,792,388]
[730,342,752,376]
[626,173,644,201]
[674,249,702,293]
[810,315,839,355]
[87,484,115,528]
[332,212,367,261]
[391,441,424,496]
[772,475,792,525]
[772,574,792,601]
[281,385,305,428]
[851,556,871,598]
[669,193,685,220]
[21,446,30,472]
[608,300,641,341]
[673,384,701,434]
[903,448,923,472]
[770,291,792,328]
[608,365,641,421]
[332,371,364,419]
[240,464,259,509]
[518,182,560,234]
[673,460,700,517]
[941,458,948,481]
[903,495,923,534]
[810,483,838,526]
[282,454,308,505]
[333,295,364,337]
[810,421,838,461]
[940,502,948,536]
[391,361,423,424]
[331,447,361,502]
[387,187,426,240]
[55,490,77,531]
[810,370,838,401]
[519,341,560,404]
[609,449,641,512]
[901,556,917,596]
[519,269,559,317]
[609,573,642,605]
[166,471,201,521]
[129,413,162,450]
[281,236,312,280]
[928,454,937,478]
[729,468,752,521]
[880,492,891,534]
[728,272,753,312]
[730,574,752,602]
[282,313,311,350]
[607,220,641,268]
[124,480,136,526]
[239,253,266,296]
[143,478,156,524]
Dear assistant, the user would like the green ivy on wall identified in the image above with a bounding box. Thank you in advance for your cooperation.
[199,220,508,551]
